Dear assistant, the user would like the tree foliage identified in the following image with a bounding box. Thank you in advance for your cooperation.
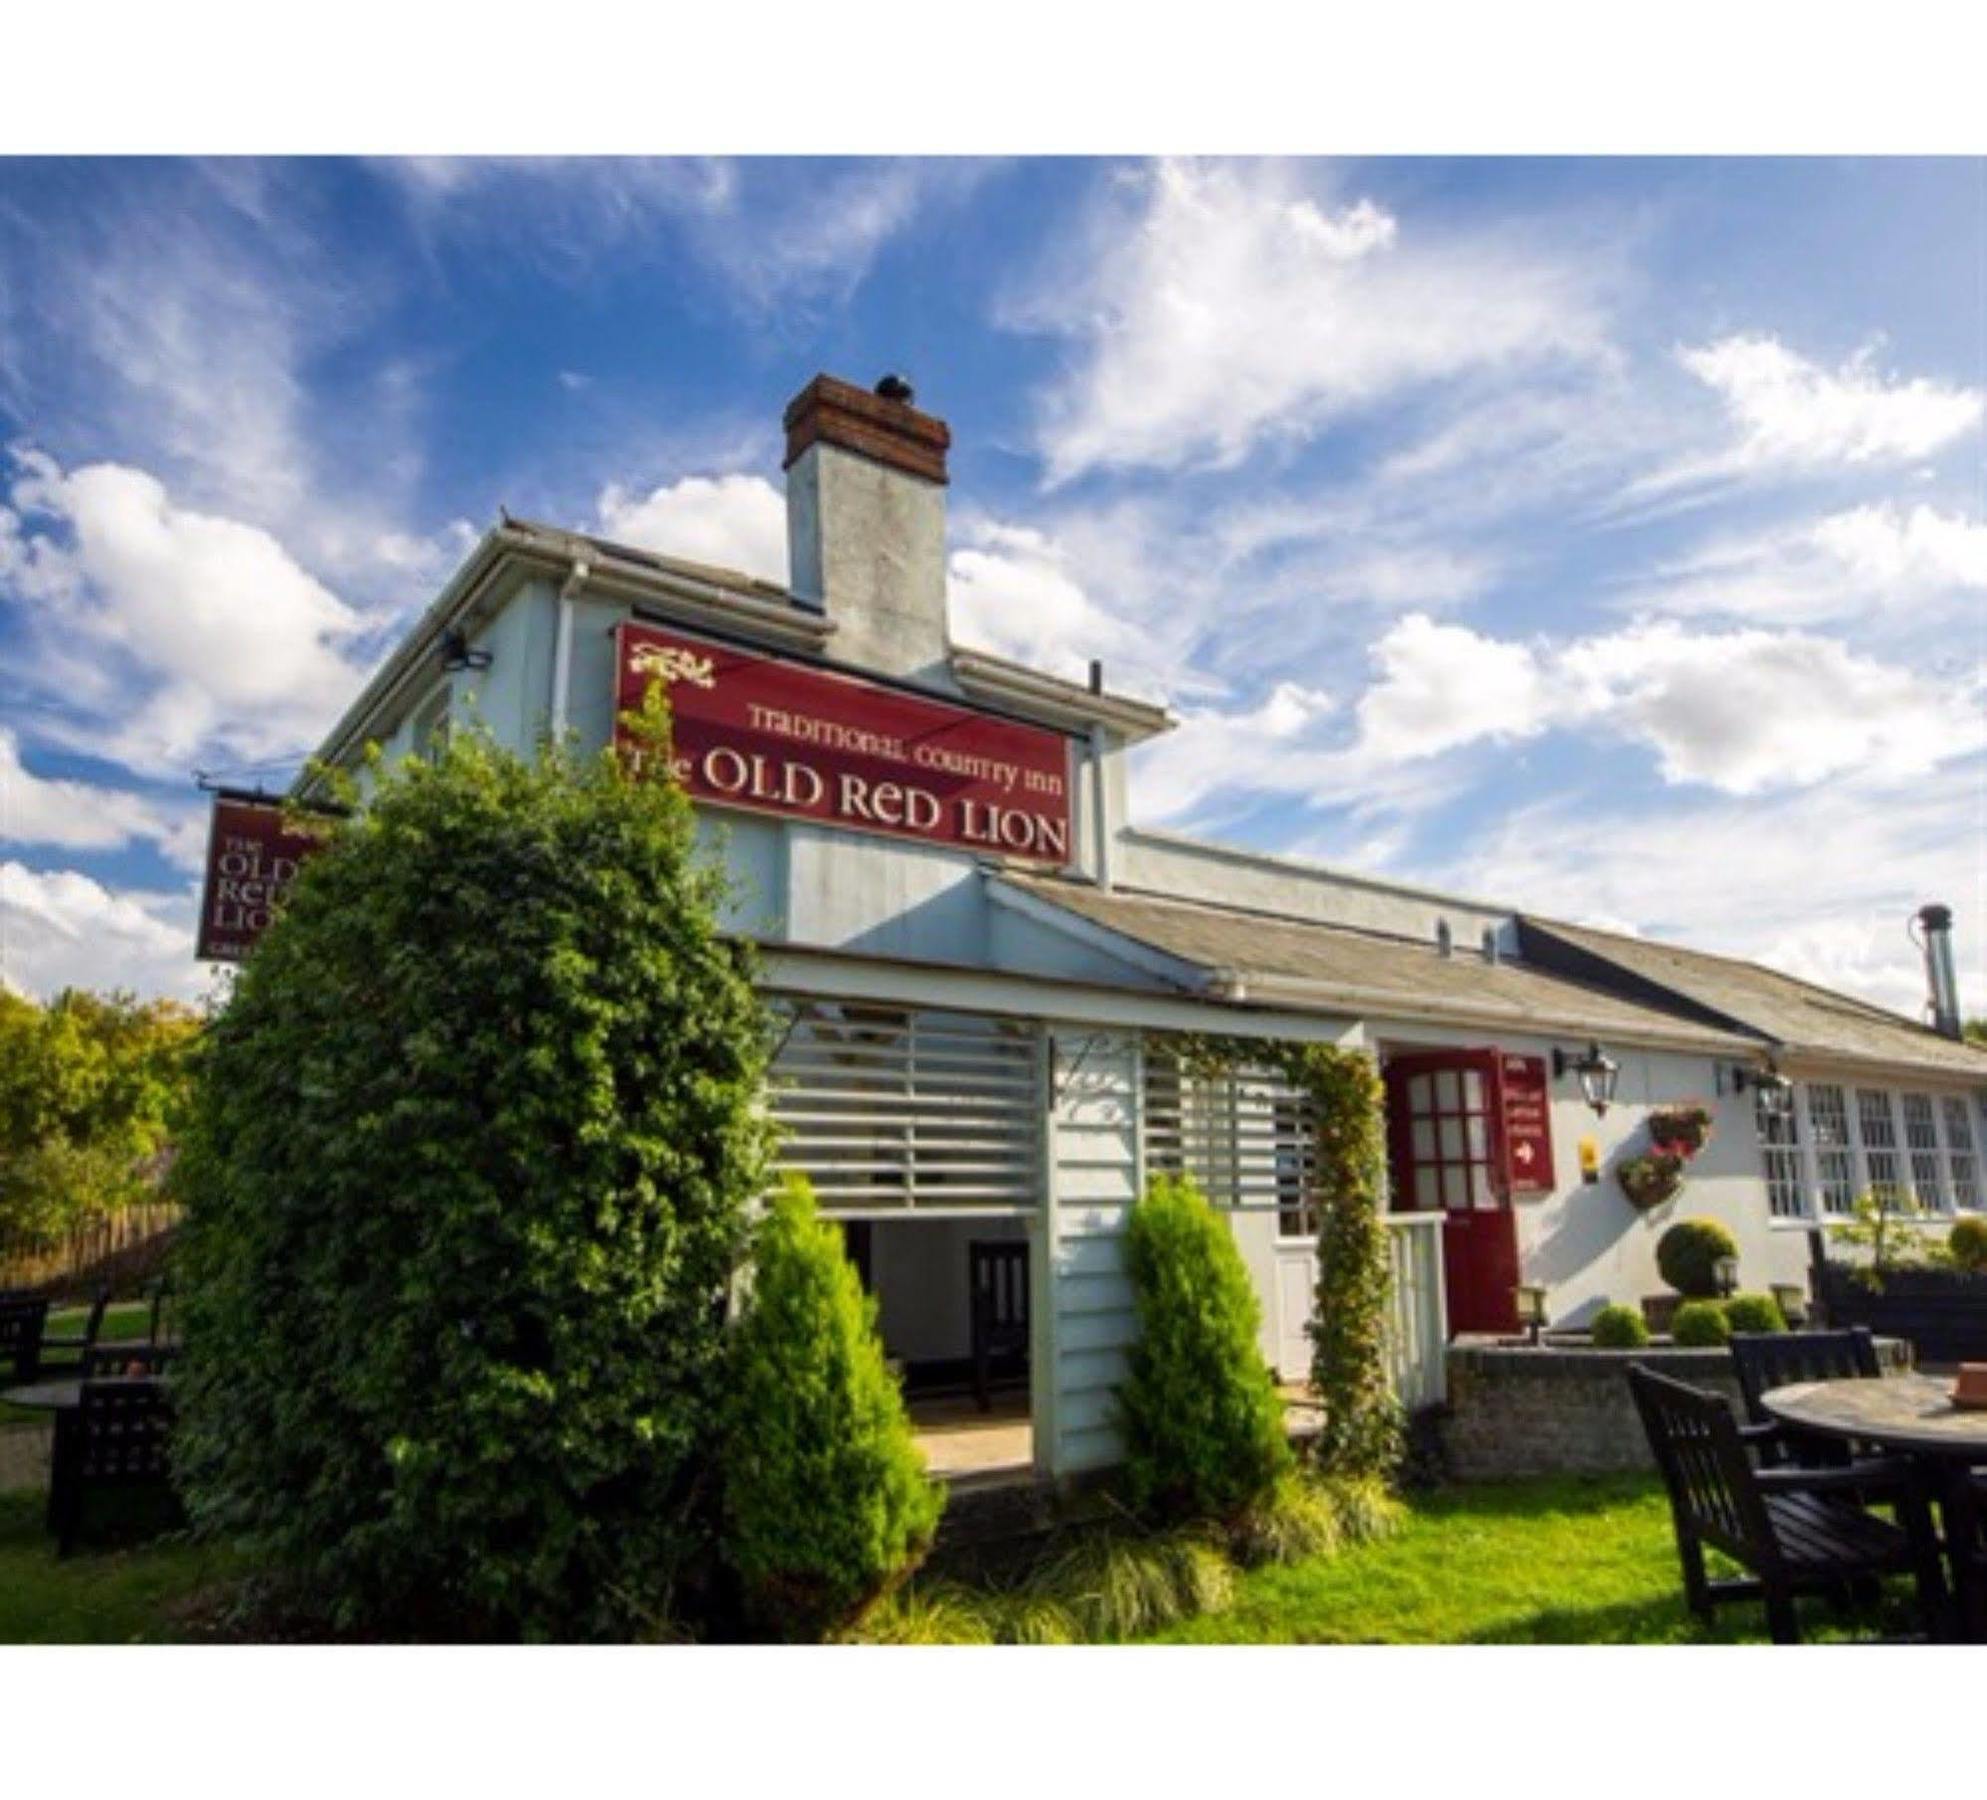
[1118,1172,1294,1522]
[718,1176,942,1640]
[0,988,198,1248]
[172,721,775,1639]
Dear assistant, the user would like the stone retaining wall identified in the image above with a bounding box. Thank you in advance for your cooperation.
[1437,1336,1914,1482]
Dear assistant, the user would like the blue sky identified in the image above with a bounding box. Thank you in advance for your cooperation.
[1,156,1982,1018]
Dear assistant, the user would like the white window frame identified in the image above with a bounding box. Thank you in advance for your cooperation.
[1777,1079,1987,1225]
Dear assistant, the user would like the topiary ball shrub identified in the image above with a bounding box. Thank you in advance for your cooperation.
[1671,1299,1733,1348]
[1950,1216,1987,1274]
[719,1176,943,1642]
[1590,1303,1651,1349]
[1655,1217,1740,1298]
[1118,1173,1294,1524]
[1722,1291,1787,1334]
[173,725,776,1640]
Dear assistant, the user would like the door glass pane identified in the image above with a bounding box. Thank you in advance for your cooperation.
[1470,1166,1494,1209]
[1465,1116,1487,1158]
[1438,1071,1461,1111]
[1409,1073,1432,1113]
[1415,1165,1441,1209]
[1443,1165,1467,1210]
[1412,1119,1436,1160]
[1439,1119,1464,1161]
[1461,1068,1484,1109]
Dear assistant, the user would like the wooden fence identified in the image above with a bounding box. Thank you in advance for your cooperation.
[1383,1211,1449,1409]
[0,1202,183,1295]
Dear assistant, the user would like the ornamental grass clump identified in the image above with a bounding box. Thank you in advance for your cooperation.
[720,1176,943,1641]
[172,720,775,1640]
[1670,1299,1733,1348]
[1117,1173,1294,1524]
[1589,1303,1651,1349]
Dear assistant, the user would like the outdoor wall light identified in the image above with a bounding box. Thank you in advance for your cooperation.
[1553,1041,1621,1117]
[1714,1254,1740,1298]
[439,628,494,674]
[1514,1283,1549,1345]
[1770,1282,1810,1328]
[1724,1063,1794,1115]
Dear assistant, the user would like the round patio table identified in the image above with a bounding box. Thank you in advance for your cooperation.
[1763,1373,1987,1642]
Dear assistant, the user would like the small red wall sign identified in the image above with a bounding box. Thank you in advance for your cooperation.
[615,622,1074,866]
[195,796,324,963]
[1499,1053,1556,1193]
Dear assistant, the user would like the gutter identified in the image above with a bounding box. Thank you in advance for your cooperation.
[549,557,590,738]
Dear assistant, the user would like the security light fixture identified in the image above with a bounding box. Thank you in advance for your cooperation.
[1728,1063,1794,1116]
[439,628,493,674]
[1553,1041,1621,1118]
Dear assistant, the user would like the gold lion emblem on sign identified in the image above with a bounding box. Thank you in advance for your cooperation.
[631,644,717,689]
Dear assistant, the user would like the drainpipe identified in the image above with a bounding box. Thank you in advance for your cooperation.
[550,559,590,739]
[1089,723,1115,891]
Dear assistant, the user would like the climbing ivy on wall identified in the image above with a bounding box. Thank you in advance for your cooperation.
[1176,1034,1404,1483]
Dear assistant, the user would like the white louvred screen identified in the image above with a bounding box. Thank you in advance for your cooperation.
[1143,1041,1319,1232]
[767,998,1043,1214]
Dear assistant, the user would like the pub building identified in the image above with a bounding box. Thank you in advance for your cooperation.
[203,373,1987,1487]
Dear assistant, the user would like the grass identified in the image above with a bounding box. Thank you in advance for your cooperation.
[0,1466,1929,1644]
[1146,1473,1924,1644]
[1,1301,161,1425]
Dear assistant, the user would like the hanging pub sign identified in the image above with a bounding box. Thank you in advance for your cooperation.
[1498,1052,1556,1193]
[194,793,327,963]
[615,621,1074,867]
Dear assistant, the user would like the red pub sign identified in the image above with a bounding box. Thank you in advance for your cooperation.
[1498,1052,1556,1193]
[195,795,324,963]
[614,622,1074,866]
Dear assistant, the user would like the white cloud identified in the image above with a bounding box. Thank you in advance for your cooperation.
[594,473,788,586]
[1653,335,1983,490]
[3,452,369,778]
[1431,771,1987,1019]
[1558,620,1984,793]
[1016,160,1607,483]
[0,729,202,867]
[1628,501,1987,627]
[0,860,206,1002]
[1353,614,1551,761]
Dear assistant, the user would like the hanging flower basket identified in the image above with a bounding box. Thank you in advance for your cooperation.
[1618,1151,1687,1211]
[1647,1105,1714,1159]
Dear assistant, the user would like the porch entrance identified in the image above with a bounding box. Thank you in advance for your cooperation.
[1384,1049,1519,1336]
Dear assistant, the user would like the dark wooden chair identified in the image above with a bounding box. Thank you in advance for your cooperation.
[80,1341,180,1380]
[47,1379,182,1557]
[1628,1363,1944,1643]
[1728,1326,1881,1468]
[0,1295,51,1384]
[39,1288,112,1370]
[968,1240,1029,1413]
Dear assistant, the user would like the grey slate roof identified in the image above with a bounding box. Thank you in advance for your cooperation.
[999,876,1761,1054]
[1519,917,1987,1082]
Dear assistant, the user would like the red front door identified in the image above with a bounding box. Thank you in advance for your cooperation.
[1385,1050,1520,1336]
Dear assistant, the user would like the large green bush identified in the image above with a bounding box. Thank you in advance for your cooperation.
[1722,1291,1786,1334]
[1118,1173,1294,1523]
[1655,1217,1739,1298]
[1950,1216,1987,1274]
[172,723,775,1639]
[1670,1300,1733,1348]
[718,1176,942,1640]
[1589,1304,1650,1349]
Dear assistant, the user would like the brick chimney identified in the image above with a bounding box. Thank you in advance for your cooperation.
[783,373,954,687]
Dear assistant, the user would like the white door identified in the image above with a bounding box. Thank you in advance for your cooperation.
[1275,1248,1317,1382]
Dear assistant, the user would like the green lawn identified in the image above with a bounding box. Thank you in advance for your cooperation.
[1147,1473,1922,1644]
[0,1466,1925,1644]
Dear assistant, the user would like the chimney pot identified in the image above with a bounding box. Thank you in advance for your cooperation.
[875,373,914,404]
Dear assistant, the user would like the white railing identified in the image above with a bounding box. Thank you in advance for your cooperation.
[1382,1213,1448,1410]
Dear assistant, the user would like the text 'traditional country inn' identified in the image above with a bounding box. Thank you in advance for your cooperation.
[205,373,1987,1488]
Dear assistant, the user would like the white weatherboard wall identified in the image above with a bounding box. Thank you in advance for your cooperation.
[1044,1030,1142,1477]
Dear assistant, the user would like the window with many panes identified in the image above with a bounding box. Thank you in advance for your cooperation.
[1804,1084,1857,1216]
[1856,1089,1901,1198]
[1757,1089,1805,1218]
[1901,1093,1949,1212]
[1943,1096,1980,1212]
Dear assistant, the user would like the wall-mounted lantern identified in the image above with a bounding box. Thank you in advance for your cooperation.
[1770,1281,1810,1328]
[1514,1283,1548,1346]
[1714,1254,1740,1299]
[1553,1041,1621,1117]
[1724,1062,1793,1117]
[439,628,494,674]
